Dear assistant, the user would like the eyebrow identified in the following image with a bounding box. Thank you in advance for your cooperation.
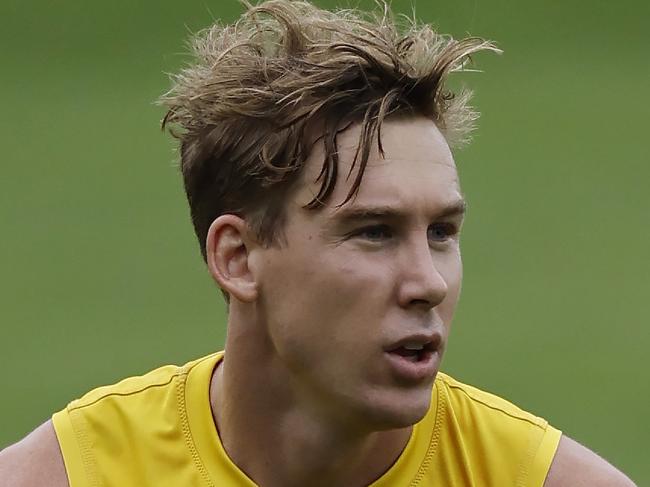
[331,198,467,225]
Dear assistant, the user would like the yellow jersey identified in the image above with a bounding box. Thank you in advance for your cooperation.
[52,352,561,486]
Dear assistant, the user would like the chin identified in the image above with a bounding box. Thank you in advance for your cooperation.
[354,386,434,431]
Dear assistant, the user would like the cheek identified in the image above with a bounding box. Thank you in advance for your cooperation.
[260,255,386,382]
[264,251,390,346]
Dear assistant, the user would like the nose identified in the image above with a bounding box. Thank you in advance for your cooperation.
[396,237,448,309]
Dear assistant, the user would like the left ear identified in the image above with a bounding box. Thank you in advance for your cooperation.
[205,215,258,303]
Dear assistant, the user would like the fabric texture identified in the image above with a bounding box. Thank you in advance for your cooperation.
[52,353,561,486]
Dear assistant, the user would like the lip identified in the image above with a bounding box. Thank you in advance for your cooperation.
[383,332,442,383]
[384,348,439,383]
[383,333,442,353]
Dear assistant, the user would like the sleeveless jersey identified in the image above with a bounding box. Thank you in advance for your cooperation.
[52,352,561,486]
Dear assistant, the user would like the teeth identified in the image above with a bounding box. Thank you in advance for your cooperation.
[403,342,425,351]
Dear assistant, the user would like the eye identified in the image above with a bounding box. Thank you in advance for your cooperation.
[354,224,393,241]
[428,222,458,242]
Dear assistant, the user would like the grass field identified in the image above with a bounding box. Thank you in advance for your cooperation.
[1,0,648,483]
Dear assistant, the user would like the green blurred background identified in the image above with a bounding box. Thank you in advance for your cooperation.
[1,0,648,483]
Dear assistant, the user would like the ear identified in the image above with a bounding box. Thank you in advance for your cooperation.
[205,215,258,303]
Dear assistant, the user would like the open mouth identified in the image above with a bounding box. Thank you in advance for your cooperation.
[383,336,440,381]
[389,342,435,363]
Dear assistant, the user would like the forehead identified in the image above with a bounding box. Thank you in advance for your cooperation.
[294,116,461,213]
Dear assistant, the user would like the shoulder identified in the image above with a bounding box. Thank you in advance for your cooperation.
[0,420,69,487]
[435,374,636,486]
[64,354,217,411]
[70,362,186,409]
[437,372,552,429]
[544,435,636,487]
[434,373,565,486]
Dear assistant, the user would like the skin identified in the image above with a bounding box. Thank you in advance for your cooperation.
[0,116,636,487]
[205,116,637,487]
[209,116,464,486]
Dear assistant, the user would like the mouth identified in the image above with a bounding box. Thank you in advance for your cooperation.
[384,332,441,358]
[383,334,442,382]
[388,341,436,363]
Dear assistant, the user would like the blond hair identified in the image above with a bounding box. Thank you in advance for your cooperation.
[160,0,498,259]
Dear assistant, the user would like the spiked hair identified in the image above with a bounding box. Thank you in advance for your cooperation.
[160,0,498,259]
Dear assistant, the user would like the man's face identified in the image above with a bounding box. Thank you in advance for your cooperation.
[250,116,464,429]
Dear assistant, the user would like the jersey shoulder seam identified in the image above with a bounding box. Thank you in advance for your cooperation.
[438,374,547,430]
[67,354,218,412]
[68,371,185,411]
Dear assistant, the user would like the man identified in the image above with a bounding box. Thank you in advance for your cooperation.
[0,1,636,486]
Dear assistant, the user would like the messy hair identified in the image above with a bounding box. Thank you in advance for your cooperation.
[160,0,498,260]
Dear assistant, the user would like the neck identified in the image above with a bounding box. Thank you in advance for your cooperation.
[211,313,411,487]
